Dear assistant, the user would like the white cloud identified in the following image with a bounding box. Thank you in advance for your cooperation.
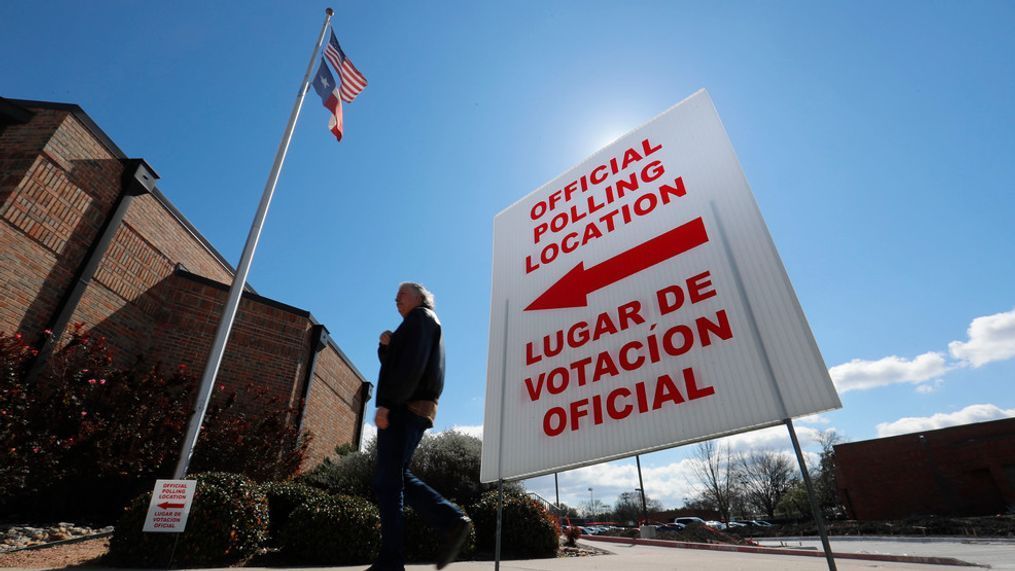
[798,414,831,425]
[445,424,483,439]
[915,379,944,394]
[524,458,701,511]
[876,404,1015,437]
[828,352,950,393]
[948,308,1015,367]
[520,423,839,512]
[360,422,377,451]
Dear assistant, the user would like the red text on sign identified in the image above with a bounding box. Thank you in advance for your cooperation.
[524,308,732,401]
[541,366,716,436]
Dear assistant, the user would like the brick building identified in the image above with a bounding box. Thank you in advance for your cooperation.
[0,97,371,468]
[834,418,1015,520]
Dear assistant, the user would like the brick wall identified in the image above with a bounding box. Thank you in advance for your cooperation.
[157,272,313,411]
[302,344,367,466]
[0,99,368,469]
[835,418,1015,520]
[0,109,120,336]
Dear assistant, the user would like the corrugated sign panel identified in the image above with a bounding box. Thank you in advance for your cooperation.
[480,90,841,483]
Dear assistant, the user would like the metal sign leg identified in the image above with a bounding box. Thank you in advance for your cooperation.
[786,418,837,571]
[495,479,504,570]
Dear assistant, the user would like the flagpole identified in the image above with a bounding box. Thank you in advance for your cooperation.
[172,8,335,480]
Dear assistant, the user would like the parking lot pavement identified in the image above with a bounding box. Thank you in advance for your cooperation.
[114,542,984,571]
[755,536,1015,570]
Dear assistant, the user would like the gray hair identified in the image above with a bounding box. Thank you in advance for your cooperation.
[400,282,435,309]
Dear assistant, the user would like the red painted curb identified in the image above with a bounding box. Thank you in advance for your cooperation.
[580,535,982,567]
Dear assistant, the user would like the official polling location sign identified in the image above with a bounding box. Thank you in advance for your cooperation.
[143,479,196,533]
[480,89,841,483]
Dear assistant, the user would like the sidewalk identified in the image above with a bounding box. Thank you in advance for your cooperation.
[18,541,978,571]
[754,536,1015,570]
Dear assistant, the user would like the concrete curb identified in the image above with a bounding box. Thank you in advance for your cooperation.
[758,535,1015,545]
[581,535,984,567]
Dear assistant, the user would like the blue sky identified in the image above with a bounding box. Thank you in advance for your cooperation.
[4,1,1014,511]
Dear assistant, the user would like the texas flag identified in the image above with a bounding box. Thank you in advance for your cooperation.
[312,57,343,141]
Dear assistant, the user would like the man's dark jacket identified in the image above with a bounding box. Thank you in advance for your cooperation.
[376,305,445,408]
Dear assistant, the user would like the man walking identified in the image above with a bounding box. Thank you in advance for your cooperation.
[369,282,471,571]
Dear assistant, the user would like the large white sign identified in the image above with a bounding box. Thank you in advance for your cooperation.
[143,479,196,533]
[480,89,841,483]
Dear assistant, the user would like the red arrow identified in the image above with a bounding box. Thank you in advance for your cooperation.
[525,217,709,311]
[158,502,185,509]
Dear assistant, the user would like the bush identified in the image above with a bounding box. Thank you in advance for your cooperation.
[298,431,522,509]
[0,327,195,518]
[190,385,312,482]
[299,439,376,498]
[108,472,268,567]
[404,505,476,563]
[0,331,52,500]
[411,430,501,508]
[471,490,559,559]
[564,524,581,546]
[260,481,329,545]
[280,494,380,565]
[0,325,311,521]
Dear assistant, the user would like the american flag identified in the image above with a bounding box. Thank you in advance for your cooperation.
[324,29,367,103]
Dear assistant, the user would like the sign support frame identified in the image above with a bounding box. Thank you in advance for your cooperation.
[494,299,510,571]
[635,455,648,524]
[710,202,836,570]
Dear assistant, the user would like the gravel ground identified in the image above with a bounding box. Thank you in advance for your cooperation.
[2,525,114,552]
[0,537,109,569]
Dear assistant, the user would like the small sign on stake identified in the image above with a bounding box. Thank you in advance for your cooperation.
[143,479,196,533]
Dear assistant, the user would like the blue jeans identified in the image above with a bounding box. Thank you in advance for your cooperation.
[374,406,463,567]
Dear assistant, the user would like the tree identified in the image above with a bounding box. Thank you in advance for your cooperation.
[815,430,845,518]
[555,502,580,518]
[738,450,797,518]
[682,492,716,512]
[582,498,609,519]
[690,440,738,522]
[776,481,811,519]
[612,491,663,525]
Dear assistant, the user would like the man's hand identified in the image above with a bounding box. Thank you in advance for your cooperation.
[379,330,393,346]
[375,406,390,430]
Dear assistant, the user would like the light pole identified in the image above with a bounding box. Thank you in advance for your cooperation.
[588,487,594,521]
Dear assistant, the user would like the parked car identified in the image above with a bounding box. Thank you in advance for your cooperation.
[704,520,727,530]
[673,516,708,527]
[654,522,686,532]
[726,521,748,528]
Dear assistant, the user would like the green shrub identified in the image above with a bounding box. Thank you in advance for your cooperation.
[261,481,329,545]
[108,472,268,567]
[298,439,376,498]
[471,490,559,559]
[564,524,581,546]
[298,431,524,514]
[0,325,310,521]
[190,386,312,482]
[409,430,488,507]
[404,505,475,563]
[280,494,380,565]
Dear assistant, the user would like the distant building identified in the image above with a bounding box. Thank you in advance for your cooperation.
[835,418,1015,520]
[0,97,371,468]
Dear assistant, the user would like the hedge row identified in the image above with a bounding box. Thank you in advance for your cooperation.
[109,475,555,567]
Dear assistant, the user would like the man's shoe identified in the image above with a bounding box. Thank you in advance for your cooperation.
[364,564,404,571]
[435,516,472,569]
